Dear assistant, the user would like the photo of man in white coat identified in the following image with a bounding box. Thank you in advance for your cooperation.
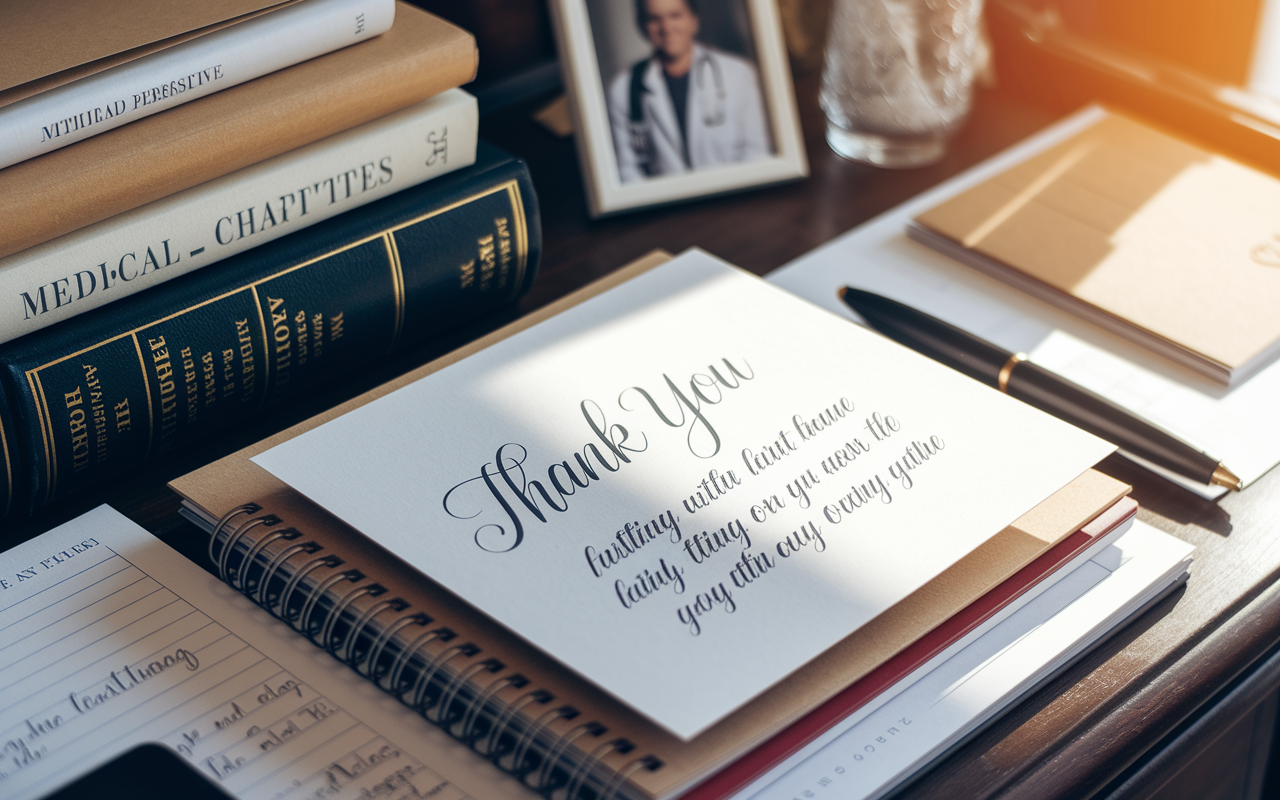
[607,0,773,183]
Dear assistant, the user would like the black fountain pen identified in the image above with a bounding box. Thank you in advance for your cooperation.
[839,287,1244,492]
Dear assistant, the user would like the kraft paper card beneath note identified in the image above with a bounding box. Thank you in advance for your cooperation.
[913,113,1280,386]
[252,249,1114,740]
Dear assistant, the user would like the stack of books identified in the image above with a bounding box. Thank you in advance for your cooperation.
[0,0,544,521]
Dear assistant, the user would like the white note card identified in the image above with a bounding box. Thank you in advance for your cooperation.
[0,506,530,800]
[254,249,1114,739]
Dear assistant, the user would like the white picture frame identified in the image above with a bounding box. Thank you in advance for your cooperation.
[549,0,808,217]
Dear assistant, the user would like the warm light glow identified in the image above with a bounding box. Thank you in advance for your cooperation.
[963,142,1096,249]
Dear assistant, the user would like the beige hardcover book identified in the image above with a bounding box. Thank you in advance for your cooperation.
[0,0,301,106]
[0,2,476,260]
[171,251,1128,799]
[910,112,1280,388]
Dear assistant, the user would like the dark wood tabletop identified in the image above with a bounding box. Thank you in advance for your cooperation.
[6,60,1278,800]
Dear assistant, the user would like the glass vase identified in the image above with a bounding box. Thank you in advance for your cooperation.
[820,0,985,168]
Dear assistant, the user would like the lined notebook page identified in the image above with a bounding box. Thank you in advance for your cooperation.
[0,506,531,800]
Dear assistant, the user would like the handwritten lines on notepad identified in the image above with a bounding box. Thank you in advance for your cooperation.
[0,546,466,800]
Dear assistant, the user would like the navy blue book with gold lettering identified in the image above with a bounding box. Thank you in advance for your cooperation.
[0,142,539,518]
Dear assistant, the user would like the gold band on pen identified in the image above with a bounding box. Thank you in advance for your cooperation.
[1211,464,1245,491]
[997,353,1028,393]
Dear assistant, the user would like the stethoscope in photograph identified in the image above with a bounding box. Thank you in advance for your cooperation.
[694,53,727,127]
[627,50,727,172]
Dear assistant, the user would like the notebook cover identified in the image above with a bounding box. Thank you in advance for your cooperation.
[170,251,1130,799]
[0,2,477,261]
[913,112,1280,385]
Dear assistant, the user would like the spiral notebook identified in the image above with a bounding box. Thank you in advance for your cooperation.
[170,250,1125,799]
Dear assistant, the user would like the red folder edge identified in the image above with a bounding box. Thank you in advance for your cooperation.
[680,496,1139,800]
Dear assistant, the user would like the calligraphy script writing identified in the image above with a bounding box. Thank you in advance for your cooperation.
[441,400,646,552]
[619,359,755,458]
[440,357,754,553]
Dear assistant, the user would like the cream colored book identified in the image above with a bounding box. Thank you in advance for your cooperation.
[0,3,476,260]
[910,112,1280,388]
[0,0,397,169]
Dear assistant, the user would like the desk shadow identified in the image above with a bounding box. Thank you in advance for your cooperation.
[1097,453,1233,537]
[888,578,1188,799]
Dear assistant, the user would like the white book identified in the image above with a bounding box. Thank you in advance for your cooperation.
[0,0,396,169]
[0,88,477,344]
[733,520,1194,800]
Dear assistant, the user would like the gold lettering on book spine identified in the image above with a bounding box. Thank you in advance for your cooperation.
[376,181,527,300]
[28,371,54,505]
[505,181,530,297]
[23,182,522,503]
[249,286,271,408]
[383,232,406,349]
[132,333,156,461]
[1,409,11,517]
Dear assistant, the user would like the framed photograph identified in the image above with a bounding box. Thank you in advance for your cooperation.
[549,0,808,217]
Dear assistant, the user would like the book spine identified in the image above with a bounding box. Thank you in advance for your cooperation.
[0,0,396,169]
[0,6,478,262]
[0,382,16,519]
[0,89,477,345]
[0,146,539,515]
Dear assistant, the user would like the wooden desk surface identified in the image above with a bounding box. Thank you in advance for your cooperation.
[6,69,1279,800]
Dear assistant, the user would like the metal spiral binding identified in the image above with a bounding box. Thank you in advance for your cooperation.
[277,553,342,622]
[256,540,322,606]
[506,704,578,777]
[209,504,258,560]
[561,738,630,800]
[318,581,384,653]
[333,595,406,662]
[530,722,604,793]
[408,643,477,712]
[460,673,528,743]
[481,688,553,759]
[208,509,663,799]
[601,757,663,800]
[385,626,450,693]
[364,613,430,681]
[297,569,363,639]
[218,515,276,586]
[432,658,502,726]
[237,527,301,594]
